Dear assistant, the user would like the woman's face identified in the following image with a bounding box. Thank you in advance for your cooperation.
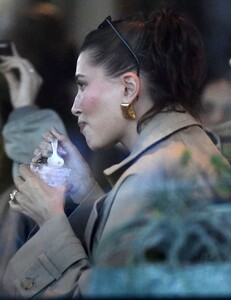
[72,51,128,150]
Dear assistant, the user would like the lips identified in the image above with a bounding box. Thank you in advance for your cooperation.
[78,122,86,133]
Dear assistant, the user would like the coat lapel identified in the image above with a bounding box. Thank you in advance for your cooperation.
[68,193,106,254]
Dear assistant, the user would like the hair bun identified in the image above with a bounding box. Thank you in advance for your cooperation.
[145,7,184,33]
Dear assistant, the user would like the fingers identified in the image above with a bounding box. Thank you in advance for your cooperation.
[41,127,66,145]
[35,139,52,156]
[10,163,67,226]
[43,128,68,155]
[9,196,22,212]
[14,174,25,188]
[44,127,67,145]
[32,129,67,163]
[18,164,33,179]
[32,146,49,163]
[11,42,19,57]
[32,132,53,163]
[50,127,66,141]
[3,71,18,90]
[14,165,33,189]
[9,189,25,212]
[50,127,79,156]
[0,55,42,82]
[32,156,47,164]
[10,173,27,213]
[32,151,44,163]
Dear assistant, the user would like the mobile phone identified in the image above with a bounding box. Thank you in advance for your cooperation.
[0,40,13,56]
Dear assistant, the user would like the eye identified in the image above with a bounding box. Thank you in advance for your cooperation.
[77,81,86,92]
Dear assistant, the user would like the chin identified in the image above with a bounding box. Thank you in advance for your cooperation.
[89,144,105,151]
[85,132,117,150]
[86,139,110,151]
[86,139,102,151]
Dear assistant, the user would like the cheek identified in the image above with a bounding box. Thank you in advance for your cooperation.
[82,86,106,114]
[82,95,99,113]
[82,81,122,119]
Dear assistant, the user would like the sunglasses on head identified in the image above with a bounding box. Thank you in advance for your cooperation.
[98,16,140,76]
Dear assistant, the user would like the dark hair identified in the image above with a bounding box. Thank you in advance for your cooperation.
[80,7,206,132]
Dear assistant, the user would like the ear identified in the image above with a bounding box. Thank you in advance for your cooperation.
[122,72,140,103]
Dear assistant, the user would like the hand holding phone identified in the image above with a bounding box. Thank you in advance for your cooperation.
[0,41,43,108]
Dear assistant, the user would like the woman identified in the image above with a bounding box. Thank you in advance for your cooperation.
[3,8,231,298]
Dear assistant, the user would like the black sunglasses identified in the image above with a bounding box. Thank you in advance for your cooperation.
[98,16,140,76]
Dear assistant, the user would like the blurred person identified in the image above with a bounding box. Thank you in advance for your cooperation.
[200,75,231,163]
[0,42,68,181]
[0,44,71,291]
[2,7,231,298]
[200,78,231,127]
[199,78,231,159]
[0,1,81,193]
[2,2,77,131]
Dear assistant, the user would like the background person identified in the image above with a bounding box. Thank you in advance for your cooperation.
[0,2,80,194]
[200,73,231,163]
[200,77,231,127]
[0,44,69,291]
[0,2,77,132]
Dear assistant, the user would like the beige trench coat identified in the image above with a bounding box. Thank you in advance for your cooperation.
[3,110,229,298]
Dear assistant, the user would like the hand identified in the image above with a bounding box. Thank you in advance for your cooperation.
[32,127,96,203]
[0,43,43,108]
[10,165,66,227]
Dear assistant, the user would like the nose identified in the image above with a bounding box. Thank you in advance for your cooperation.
[71,94,82,117]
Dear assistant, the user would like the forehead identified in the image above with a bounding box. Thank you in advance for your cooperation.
[75,50,105,76]
[76,51,92,75]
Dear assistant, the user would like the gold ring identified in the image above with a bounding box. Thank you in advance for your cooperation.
[9,189,18,202]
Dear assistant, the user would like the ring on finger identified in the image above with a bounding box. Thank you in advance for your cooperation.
[9,189,18,202]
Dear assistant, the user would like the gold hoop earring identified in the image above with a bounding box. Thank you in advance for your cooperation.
[120,103,136,120]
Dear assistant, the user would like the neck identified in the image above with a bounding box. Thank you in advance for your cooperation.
[120,121,139,152]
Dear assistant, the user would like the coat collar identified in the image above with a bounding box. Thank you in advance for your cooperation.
[83,110,201,254]
[104,110,201,184]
